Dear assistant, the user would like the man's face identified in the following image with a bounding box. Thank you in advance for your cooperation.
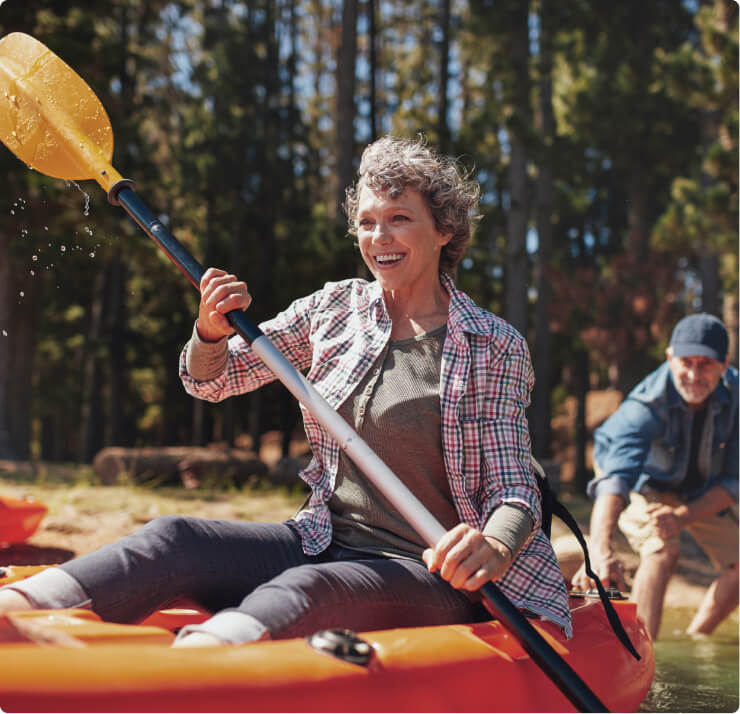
[666,347,728,409]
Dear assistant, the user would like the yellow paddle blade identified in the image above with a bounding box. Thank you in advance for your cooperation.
[0,32,123,193]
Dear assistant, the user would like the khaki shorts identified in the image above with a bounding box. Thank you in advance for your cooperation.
[618,489,739,570]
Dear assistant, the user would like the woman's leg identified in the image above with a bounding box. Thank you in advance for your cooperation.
[2,517,309,624]
[225,545,483,641]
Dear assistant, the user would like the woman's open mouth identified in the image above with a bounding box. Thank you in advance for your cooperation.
[374,253,405,267]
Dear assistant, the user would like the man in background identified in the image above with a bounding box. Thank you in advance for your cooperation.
[573,314,738,640]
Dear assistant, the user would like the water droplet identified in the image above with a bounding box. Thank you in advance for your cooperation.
[32,255,38,261]
[2,330,7,337]
[19,291,24,298]
[30,270,35,276]
[60,245,66,252]
[44,226,48,231]
[66,180,91,217]
[10,210,14,215]
[89,251,96,258]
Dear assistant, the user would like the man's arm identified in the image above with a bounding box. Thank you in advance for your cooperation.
[648,485,734,540]
[572,492,628,591]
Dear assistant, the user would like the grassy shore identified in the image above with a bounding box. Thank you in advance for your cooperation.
[0,459,724,611]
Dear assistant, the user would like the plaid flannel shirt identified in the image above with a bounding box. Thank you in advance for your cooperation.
[179,273,572,636]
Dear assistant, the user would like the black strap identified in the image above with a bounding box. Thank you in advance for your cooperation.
[550,497,641,661]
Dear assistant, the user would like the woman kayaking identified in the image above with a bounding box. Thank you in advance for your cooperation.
[0,135,572,646]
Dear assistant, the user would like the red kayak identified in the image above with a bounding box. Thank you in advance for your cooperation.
[0,496,47,545]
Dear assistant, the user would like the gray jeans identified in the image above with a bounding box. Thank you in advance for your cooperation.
[7,516,485,643]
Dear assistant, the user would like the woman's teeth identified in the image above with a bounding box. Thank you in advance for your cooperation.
[375,253,404,265]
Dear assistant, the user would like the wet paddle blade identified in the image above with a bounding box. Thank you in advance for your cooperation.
[0,32,122,191]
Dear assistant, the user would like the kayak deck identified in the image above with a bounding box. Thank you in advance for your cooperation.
[0,577,655,712]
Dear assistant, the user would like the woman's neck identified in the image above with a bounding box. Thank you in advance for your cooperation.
[385,283,450,340]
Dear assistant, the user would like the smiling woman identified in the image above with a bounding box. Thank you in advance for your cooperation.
[1,134,572,672]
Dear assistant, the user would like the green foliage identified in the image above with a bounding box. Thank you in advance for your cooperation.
[0,0,735,463]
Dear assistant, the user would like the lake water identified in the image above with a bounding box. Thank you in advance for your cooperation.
[638,607,738,713]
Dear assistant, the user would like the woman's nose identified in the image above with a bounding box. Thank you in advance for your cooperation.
[372,223,391,244]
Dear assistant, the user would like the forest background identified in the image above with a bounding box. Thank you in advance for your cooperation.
[0,0,737,496]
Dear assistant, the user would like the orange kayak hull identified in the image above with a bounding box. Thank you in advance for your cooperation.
[0,497,47,544]
[0,568,654,712]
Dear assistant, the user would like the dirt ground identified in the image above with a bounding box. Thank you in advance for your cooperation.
[0,465,721,613]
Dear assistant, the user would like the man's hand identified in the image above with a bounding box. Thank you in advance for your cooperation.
[571,551,627,592]
[422,523,512,591]
[646,503,689,540]
[570,491,628,592]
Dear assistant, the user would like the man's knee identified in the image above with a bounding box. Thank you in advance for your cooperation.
[641,542,681,572]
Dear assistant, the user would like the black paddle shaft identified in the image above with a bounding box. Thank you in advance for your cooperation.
[109,181,608,713]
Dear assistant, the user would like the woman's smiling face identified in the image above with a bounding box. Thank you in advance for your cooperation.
[356,185,451,295]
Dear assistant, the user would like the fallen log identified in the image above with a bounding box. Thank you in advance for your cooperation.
[92,446,268,488]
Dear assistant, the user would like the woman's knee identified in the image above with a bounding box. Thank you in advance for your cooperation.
[140,515,200,546]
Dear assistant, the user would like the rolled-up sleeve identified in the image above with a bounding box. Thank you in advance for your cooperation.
[588,400,662,501]
[479,338,541,531]
[179,291,320,403]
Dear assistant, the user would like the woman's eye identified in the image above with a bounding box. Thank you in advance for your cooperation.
[358,218,373,228]
[393,214,409,222]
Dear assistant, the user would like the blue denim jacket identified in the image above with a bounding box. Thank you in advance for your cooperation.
[588,362,738,503]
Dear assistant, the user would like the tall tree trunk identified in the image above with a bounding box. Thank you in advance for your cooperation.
[8,267,40,460]
[699,106,721,316]
[334,0,358,218]
[504,0,530,336]
[723,292,738,367]
[573,347,589,495]
[367,0,378,140]
[437,0,451,153]
[530,3,554,459]
[699,254,720,316]
[0,230,16,458]
[80,271,107,462]
[106,255,128,446]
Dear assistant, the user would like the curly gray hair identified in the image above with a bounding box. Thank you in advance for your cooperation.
[343,135,481,274]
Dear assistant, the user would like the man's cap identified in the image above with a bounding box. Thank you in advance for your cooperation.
[669,313,728,362]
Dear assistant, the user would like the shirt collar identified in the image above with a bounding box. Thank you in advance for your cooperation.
[441,272,490,336]
[366,272,489,335]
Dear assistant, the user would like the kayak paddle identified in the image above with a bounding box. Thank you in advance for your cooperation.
[0,32,609,713]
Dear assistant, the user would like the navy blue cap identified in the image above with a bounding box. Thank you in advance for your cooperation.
[669,313,728,362]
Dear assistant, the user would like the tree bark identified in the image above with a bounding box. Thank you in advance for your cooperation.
[437,0,451,153]
[0,230,16,458]
[334,0,358,217]
[699,254,720,316]
[530,3,554,459]
[504,0,530,337]
[573,347,590,495]
[106,255,128,446]
[80,270,107,462]
[8,264,40,460]
[367,0,378,140]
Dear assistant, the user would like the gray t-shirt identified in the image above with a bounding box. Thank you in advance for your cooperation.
[330,325,458,560]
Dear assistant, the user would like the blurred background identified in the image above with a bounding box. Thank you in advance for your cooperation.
[0,0,737,495]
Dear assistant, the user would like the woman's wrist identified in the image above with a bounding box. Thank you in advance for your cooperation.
[195,319,228,343]
[483,535,513,564]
